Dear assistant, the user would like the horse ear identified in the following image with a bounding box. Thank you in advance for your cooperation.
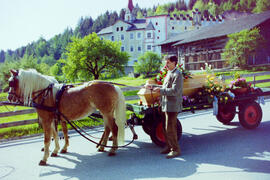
[10,69,18,76]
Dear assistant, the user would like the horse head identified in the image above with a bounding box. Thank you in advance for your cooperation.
[8,69,22,104]
[7,69,59,105]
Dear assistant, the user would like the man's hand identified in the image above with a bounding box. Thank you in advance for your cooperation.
[145,84,153,90]
[153,87,160,94]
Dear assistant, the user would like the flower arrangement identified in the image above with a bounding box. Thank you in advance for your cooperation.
[199,75,232,103]
[230,78,251,89]
[154,64,192,85]
[200,63,213,74]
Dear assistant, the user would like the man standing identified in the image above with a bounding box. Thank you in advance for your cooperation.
[152,55,183,159]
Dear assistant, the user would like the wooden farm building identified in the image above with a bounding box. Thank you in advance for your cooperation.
[158,10,270,70]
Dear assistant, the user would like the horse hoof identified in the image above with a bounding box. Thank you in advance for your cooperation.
[60,149,67,154]
[51,153,58,157]
[41,148,44,152]
[98,148,105,152]
[39,160,47,166]
[108,152,116,156]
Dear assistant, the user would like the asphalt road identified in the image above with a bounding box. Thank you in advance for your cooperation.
[1,100,270,180]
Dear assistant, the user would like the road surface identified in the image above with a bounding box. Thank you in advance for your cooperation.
[1,100,270,180]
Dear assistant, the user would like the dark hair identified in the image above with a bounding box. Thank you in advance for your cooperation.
[166,55,178,64]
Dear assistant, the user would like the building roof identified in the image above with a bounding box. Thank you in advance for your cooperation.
[146,21,155,30]
[97,26,113,35]
[98,18,147,34]
[158,10,270,47]
[128,0,134,12]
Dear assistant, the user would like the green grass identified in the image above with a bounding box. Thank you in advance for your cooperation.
[221,72,270,88]
[123,90,139,96]
[107,76,147,86]
[0,76,148,140]
[2,71,269,140]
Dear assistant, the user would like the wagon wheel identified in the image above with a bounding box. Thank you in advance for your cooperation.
[216,104,236,124]
[142,107,162,135]
[150,119,182,147]
[142,124,152,135]
[238,101,262,129]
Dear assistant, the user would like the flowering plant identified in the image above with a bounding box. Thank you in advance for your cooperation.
[200,75,232,103]
[230,78,251,89]
[154,64,192,85]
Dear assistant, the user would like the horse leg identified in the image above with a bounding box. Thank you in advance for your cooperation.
[97,130,106,149]
[108,119,118,156]
[97,126,110,152]
[51,122,60,157]
[39,121,52,166]
[60,121,69,154]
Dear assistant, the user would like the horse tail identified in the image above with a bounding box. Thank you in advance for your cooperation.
[114,86,126,145]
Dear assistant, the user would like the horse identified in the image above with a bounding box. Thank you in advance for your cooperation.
[7,69,126,166]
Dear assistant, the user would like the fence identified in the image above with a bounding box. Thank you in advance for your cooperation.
[221,71,270,87]
[1,71,270,129]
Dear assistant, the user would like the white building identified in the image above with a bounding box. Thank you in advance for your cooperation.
[97,0,223,74]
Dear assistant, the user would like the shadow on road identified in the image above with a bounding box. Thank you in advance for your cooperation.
[39,120,270,179]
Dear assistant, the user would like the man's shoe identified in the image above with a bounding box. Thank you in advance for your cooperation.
[166,151,181,159]
[160,147,171,154]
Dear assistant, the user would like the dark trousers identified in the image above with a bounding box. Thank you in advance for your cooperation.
[163,112,181,152]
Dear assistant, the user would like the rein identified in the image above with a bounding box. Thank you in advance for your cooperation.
[68,81,144,89]
[7,82,136,148]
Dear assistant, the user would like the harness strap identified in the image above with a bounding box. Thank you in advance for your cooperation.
[57,110,136,148]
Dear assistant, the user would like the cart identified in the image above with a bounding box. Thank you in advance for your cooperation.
[125,88,270,147]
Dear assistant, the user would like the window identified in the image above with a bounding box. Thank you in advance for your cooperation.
[121,34,124,40]
[147,32,151,38]
[172,26,175,30]
[157,36,159,39]
[137,32,141,39]
[111,36,114,41]
[138,46,141,51]
[130,46,134,52]
[121,46,125,52]
[156,22,158,26]
[147,45,151,50]
[121,27,123,31]
[116,27,119,31]
[130,33,134,39]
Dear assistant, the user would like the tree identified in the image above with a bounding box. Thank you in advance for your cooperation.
[193,0,208,12]
[35,37,48,57]
[119,9,125,20]
[0,60,20,91]
[188,0,198,10]
[223,28,265,68]
[208,1,220,16]
[0,50,5,62]
[134,51,162,76]
[236,0,256,12]
[155,5,168,15]
[253,0,270,13]
[137,10,144,19]
[62,33,129,81]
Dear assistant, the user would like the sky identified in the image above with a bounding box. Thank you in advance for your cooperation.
[0,0,181,51]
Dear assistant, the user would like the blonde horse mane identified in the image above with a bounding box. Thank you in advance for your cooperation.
[18,69,59,105]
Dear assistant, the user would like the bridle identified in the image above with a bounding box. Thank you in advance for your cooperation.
[8,70,23,104]
[8,71,55,106]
